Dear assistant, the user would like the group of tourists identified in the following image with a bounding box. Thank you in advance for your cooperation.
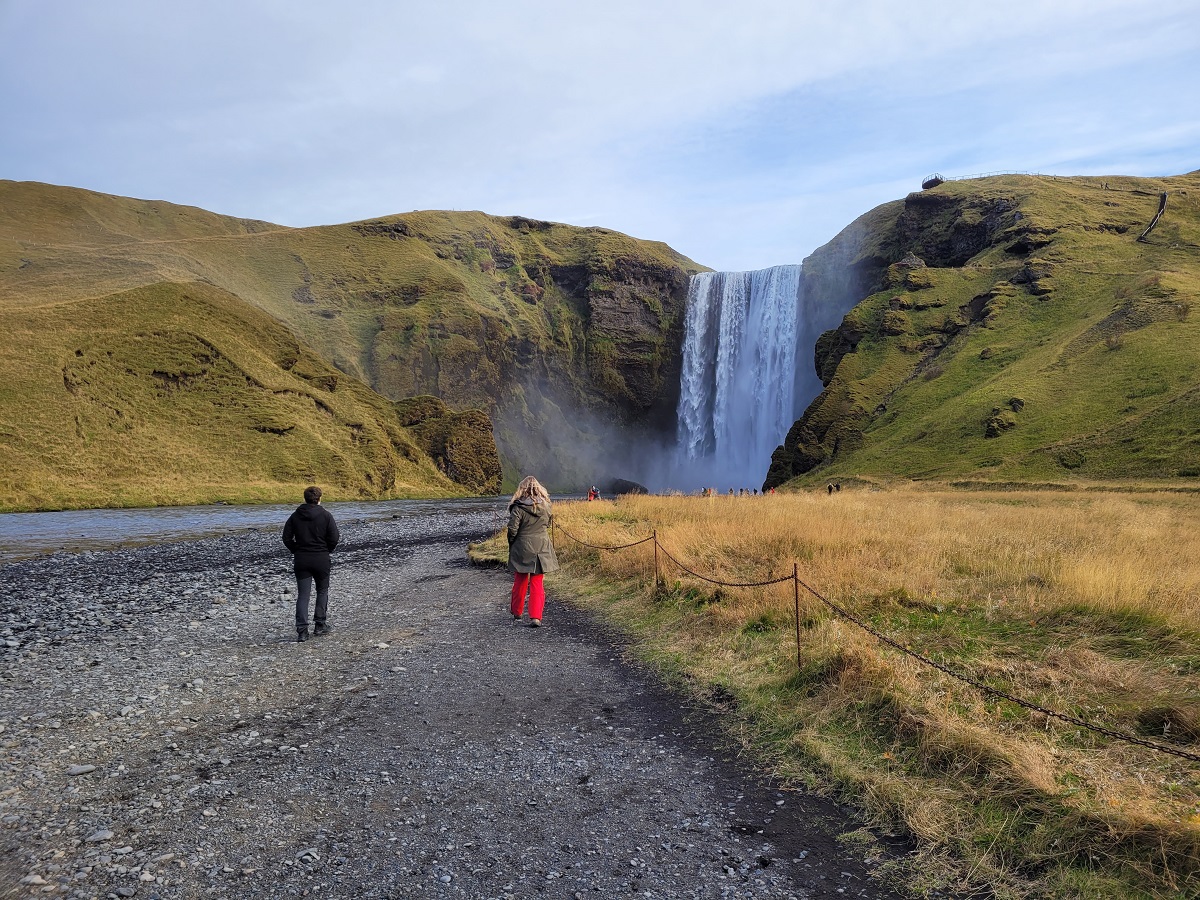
[700,486,776,497]
[281,476,559,641]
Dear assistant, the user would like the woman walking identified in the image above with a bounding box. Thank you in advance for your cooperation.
[507,476,559,627]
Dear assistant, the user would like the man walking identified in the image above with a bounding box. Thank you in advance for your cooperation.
[282,486,340,642]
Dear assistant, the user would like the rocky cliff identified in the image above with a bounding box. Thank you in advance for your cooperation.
[342,212,700,486]
[766,171,1200,487]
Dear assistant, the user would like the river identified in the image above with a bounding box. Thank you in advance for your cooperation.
[0,496,515,563]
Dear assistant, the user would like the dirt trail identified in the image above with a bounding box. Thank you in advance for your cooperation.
[1,512,916,899]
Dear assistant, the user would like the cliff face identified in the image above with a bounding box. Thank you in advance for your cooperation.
[766,172,1200,487]
[0,184,704,491]
[344,213,698,486]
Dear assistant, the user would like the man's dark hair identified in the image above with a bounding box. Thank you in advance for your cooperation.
[303,486,323,504]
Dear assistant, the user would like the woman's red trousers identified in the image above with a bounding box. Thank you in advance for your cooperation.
[510,572,545,620]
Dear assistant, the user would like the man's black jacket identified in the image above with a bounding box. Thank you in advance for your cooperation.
[282,502,340,555]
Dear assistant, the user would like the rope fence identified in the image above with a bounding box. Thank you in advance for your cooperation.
[552,522,656,552]
[550,518,1200,764]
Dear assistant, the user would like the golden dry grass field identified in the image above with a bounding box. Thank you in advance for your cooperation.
[474,487,1200,898]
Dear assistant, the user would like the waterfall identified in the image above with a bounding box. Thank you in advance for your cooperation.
[675,265,804,489]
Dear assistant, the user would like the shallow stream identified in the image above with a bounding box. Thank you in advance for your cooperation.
[0,496,512,563]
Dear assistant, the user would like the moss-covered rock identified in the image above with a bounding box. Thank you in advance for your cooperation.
[396,395,502,494]
[983,408,1017,438]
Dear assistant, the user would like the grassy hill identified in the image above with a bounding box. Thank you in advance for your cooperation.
[0,181,705,491]
[766,171,1200,488]
[0,278,496,510]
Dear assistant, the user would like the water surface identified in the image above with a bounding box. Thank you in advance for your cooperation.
[0,497,510,563]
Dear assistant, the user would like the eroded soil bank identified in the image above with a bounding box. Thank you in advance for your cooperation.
[1,506,921,899]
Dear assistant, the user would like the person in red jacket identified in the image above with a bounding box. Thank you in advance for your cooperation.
[282,486,341,642]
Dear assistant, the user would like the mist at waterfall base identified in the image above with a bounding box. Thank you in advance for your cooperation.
[669,265,845,492]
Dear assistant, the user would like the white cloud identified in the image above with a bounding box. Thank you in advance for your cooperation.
[2,0,1198,269]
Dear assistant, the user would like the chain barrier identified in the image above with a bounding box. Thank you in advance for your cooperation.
[655,540,793,588]
[548,517,1200,764]
[553,521,656,552]
[792,577,1200,764]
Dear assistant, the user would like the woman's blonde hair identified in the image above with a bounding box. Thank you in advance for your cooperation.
[510,475,551,510]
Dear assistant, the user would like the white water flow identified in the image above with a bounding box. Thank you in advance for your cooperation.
[676,265,803,488]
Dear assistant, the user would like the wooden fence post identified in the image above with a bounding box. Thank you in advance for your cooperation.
[794,562,801,670]
[653,530,660,586]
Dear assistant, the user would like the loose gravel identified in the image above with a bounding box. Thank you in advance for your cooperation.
[1,505,917,899]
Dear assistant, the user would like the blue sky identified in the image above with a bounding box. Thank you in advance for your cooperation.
[2,0,1198,271]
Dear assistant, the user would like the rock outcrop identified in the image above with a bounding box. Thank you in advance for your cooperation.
[395,396,502,494]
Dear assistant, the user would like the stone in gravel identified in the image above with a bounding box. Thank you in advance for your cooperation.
[85,829,114,842]
[20,874,48,885]
[67,764,97,776]
[116,888,137,897]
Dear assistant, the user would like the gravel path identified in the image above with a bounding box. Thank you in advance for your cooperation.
[1,506,914,899]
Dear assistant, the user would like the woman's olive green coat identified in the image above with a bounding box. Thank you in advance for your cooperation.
[507,501,560,575]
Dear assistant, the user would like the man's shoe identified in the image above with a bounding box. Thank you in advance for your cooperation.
[297,629,309,643]
[313,623,331,636]
[512,614,522,624]
[530,619,541,628]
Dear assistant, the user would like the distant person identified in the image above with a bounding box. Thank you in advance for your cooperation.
[587,485,598,501]
[835,482,842,492]
[282,486,340,643]
[827,483,833,495]
[507,476,560,628]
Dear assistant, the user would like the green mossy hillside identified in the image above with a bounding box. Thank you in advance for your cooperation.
[767,171,1200,487]
[0,183,705,488]
[0,281,478,511]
